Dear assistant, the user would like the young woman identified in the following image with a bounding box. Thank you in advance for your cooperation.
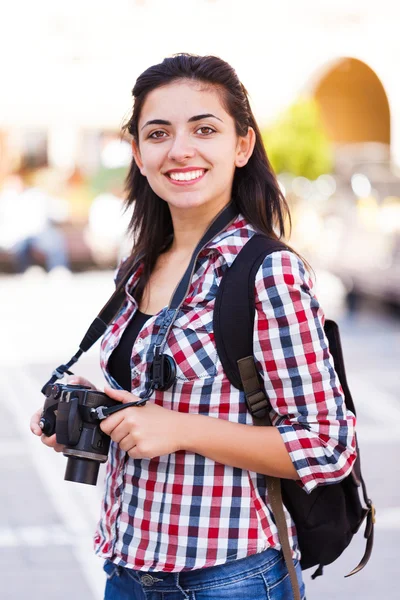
[31,54,357,600]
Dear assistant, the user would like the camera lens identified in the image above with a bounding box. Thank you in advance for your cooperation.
[64,457,100,486]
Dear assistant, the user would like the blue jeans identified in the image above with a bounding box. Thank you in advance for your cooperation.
[103,548,306,599]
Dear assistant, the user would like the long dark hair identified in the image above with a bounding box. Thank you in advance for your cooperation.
[121,53,312,300]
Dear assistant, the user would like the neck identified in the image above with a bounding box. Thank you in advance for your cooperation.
[169,200,231,255]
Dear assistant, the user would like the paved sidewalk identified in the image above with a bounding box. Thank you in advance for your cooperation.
[0,366,105,599]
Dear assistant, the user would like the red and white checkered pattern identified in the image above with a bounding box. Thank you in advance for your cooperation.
[94,215,356,572]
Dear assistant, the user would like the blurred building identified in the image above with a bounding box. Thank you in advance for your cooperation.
[0,0,399,175]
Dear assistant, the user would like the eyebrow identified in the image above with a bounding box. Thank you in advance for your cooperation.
[141,113,223,131]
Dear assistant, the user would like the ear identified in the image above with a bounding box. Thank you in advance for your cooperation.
[131,139,146,176]
[235,127,256,168]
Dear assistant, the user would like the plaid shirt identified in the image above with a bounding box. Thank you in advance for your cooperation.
[94,214,357,572]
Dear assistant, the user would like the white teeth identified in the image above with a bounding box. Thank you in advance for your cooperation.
[168,169,204,181]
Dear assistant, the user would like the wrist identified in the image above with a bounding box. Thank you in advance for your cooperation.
[177,412,201,452]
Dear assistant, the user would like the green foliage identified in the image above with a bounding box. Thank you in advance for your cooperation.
[88,166,128,196]
[262,98,333,179]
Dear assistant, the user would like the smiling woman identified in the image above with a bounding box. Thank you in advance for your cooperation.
[31,53,357,600]
[130,80,254,226]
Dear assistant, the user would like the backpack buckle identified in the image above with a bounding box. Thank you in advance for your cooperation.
[370,502,376,525]
[245,390,269,418]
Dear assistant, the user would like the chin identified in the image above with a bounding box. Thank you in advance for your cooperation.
[163,194,211,211]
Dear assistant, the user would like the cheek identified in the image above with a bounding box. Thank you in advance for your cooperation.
[139,146,164,176]
[213,139,238,169]
[140,153,169,197]
[217,152,237,181]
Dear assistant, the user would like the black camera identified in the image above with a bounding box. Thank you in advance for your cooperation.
[40,383,119,486]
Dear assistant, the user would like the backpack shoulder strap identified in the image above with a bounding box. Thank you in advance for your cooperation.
[323,319,356,416]
[213,233,290,391]
[213,233,301,600]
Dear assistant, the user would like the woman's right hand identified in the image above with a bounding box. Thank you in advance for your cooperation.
[30,407,65,452]
[30,375,98,452]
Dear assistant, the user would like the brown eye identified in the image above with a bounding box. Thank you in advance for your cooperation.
[196,126,215,135]
[149,130,167,139]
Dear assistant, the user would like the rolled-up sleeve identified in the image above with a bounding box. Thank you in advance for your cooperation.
[253,250,357,493]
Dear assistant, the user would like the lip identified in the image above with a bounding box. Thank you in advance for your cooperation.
[165,166,207,174]
[164,167,208,186]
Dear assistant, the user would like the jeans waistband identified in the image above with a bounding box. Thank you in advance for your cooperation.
[119,548,285,592]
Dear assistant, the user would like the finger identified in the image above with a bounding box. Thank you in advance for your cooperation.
[67,376,97,390]
[128,446,144,460]
[41,434,64,452]
[66,376,83,385]
[52,444,65,453]
[104,385,138,404]
[30,409,43,436]
[41,434,56,447]
[109,422,133,444]
[118,434,135,453]
[99,410,126,435]
[31,422,42,436]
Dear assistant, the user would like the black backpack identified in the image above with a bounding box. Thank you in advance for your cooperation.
[213,234,375,597]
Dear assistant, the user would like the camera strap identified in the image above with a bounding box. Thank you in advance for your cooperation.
[40,261,140,394]
[42,202,239,401]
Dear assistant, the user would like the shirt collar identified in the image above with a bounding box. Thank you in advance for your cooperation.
[199,213,255,267]
[123,213,255,295]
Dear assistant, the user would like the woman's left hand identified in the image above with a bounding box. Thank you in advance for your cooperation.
[99,386,189,459]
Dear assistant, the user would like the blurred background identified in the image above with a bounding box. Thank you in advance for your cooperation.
[0,1,398,598]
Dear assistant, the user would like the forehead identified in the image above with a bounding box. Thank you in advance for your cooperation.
[139,80,230,124]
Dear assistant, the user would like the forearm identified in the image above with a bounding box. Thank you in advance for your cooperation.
[181,413,298,479]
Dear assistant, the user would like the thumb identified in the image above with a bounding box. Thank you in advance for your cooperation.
[67,375,97,390]
[104,385,133,404]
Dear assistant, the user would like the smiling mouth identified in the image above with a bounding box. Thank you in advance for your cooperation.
[166,169,207,183]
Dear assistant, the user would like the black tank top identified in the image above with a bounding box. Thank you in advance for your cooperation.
[108,309,153,391]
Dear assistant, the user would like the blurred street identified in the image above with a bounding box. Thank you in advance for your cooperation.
[0,269,398,599]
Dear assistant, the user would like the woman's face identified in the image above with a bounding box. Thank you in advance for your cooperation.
[132,80,254,215]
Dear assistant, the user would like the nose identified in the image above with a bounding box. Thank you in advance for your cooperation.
[167,132,195,163]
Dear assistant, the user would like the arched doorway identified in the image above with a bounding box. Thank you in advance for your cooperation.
[314,58,390,146]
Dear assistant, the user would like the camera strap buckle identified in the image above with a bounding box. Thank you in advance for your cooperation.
[41,361,79,394]
[94,406,108,420]
[52,366,73,380]
[93,399,148,420]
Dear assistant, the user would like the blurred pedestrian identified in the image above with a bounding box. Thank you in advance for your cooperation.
[0,171,69,273]
[31,54,357,600]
